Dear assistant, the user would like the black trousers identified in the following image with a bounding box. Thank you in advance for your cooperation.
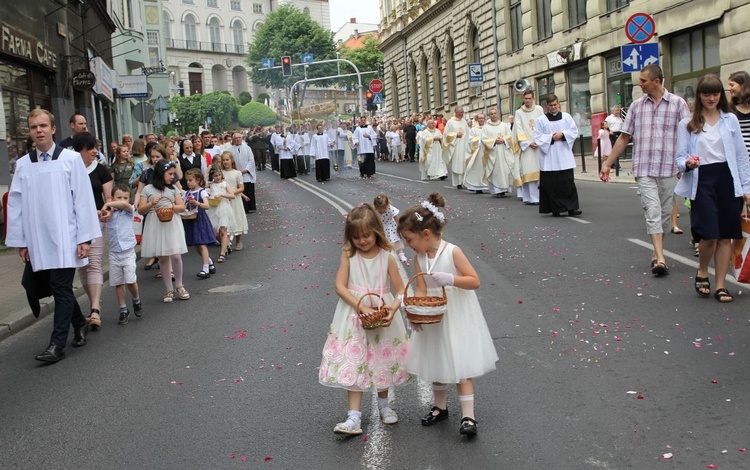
[242,181,256,212]
[271,152,280,171]
[49,268,87,347]
[405,139,416,161]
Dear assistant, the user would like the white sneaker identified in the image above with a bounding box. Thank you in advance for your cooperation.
[379,407,399,425]
[333,417,363,435]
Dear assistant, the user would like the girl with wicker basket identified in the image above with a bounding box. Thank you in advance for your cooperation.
[397,192,499,437]
[207,166,234,263]
[219,152,249,251]
[373,193,410,266]
[138,159,190,303]
[318,203,410,436]
[182,169,218,279]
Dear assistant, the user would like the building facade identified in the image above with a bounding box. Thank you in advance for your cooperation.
[380,0,750,151]
[163,0,329,99]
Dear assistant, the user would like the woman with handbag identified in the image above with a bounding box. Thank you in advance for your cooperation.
[675,75,750,303]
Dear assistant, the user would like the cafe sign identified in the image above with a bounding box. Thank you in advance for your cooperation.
[1,23,57,71]
[72,69,96,91]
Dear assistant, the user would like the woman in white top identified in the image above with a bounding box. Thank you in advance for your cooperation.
[386,125,403,162]
[675,75,750,303]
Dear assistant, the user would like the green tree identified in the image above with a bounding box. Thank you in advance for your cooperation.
[257,92,270,103]
[339,36,382,76]
[246,4,337,89]
[168,94,203,134]
[238,102,278,127]
[200,92,239,132]
[239,91,252,105]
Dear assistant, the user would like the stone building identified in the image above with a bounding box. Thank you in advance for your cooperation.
[163,0,330,98]
[380,0,750,151]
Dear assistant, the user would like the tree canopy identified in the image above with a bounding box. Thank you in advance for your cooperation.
[168,92,239,134]
[246,4,337,89]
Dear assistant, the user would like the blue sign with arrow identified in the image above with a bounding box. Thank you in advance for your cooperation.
[301,53,314,64]
[261,58,274,69]
[620,43,659,72]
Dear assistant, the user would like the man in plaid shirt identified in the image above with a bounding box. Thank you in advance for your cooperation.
[600,65,690,277]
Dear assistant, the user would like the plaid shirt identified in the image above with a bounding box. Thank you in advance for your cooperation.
[622,89,690,178]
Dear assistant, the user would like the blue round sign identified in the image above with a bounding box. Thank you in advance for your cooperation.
[625,13,656,44]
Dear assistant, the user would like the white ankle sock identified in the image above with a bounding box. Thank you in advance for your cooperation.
[202,264,209,272]
[459,394,475,420]
[377,397,389,408]
[347,410,361,420]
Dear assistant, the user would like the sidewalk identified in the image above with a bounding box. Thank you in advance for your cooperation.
[574,154,635,184]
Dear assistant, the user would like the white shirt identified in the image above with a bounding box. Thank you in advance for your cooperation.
[352,125,375,154]
[533,112,579,171]
[231,143,256,183]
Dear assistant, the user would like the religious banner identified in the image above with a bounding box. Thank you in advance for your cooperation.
[291,100,336,120]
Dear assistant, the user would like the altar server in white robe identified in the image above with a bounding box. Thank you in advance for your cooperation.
[7,109,101,363]
[533,94,582,217]
[419,119,448,180]
[278,129,298,179]
[481,108,515,197]
[463,113,488,193]
[310,123,333,181]
[352,115,377,178]
[513,90,543,204]
[442,107,470,189]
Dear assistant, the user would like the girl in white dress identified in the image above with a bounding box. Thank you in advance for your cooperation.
[318,203,410,436]
[138,160,190,303]
[219,152,248,251]
[373,193,409,266]
[207,167,235,263]
[397,192,498,437]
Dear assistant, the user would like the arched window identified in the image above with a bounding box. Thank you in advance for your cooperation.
[184,14,197,49]
[446,39,456,103]
[409,61,418,114]
[163,12,172,42]
[469,25,480,63]
[421,56,430,111]
[303,7,310,15]
[253,21,263,32]
[433,48,444,106]
[390,68,400,117]
[208,17,221,51]
[232,20,244,53]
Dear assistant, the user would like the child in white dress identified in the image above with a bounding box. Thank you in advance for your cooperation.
[397,192,499,437]
[373,193,409,266]
[208,166,235,263]
[319,203,410,436]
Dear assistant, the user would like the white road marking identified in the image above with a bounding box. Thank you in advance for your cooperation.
[291,177,355,211]
[286,177,351,215]
[568,217,592,224]
[627,237,745,288]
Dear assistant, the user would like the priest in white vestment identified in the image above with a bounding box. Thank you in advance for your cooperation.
[513,91,543,204]
[532,94,582,217]
[442,107,470,189]
[463,113,488,193]
[481,108,515,197]
[7,109,101,362]
[419,119,448,181]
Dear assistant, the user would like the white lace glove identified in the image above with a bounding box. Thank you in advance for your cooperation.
[430,272,454,287]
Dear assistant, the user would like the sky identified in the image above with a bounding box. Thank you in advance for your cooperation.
[328,1,380,31]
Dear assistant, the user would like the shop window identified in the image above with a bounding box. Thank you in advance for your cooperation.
[568,63,592,153]
[670,24,720,109]
[536,74,555,109]
[509,0,523,52]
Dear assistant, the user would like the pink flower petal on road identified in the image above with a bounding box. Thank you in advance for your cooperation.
[230,453,235,459]
[711,379,718,384]
[264,455,273,461]
[241,456,247,462]
[663,453,673,459]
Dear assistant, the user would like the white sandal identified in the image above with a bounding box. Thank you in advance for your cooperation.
[379,407,399,425]
[333,417,362,435]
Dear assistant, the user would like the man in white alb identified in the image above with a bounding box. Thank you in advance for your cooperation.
[513,90,543,204]
[442,107,470,189]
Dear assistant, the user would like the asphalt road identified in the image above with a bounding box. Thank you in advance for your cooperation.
[2,161,749,469]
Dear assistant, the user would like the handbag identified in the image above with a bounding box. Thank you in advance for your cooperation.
[731,209,750,283]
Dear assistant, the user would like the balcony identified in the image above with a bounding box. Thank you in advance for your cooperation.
[166,39,246,55]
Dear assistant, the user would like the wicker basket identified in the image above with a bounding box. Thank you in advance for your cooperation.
[155,204,174,222]
[208,197,221,208]
[403,272,448,324]
[355,292,389,330]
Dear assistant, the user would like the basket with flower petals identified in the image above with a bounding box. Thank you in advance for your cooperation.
[403,272,448,324]
[355,293,389,330]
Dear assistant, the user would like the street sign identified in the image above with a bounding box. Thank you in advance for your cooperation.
[261,58,274,69]
[625,13,656,44]
[468,63,483,87]
[620,43,660,72]
[369,79,383,93]
[301,53,314,64]
[133,102,154,123]
[372,93,384,105]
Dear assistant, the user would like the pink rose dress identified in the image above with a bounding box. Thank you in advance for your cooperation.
[319,249,411,392]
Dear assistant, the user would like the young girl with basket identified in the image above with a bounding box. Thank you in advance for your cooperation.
[373,193,410,266]
[208,166,234,263]
[138,159,190,303]
[183,169,218,279]
[319,203,410,436]
[220,152,248,251]
[397,192,498,437]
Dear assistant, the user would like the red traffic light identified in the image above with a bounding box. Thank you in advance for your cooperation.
[282,57,290,64]
[365,91,373,99]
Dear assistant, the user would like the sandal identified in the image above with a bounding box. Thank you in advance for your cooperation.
[714,288,734,303]
[459,417,478,436]
[651,261,669,276]
[175,286,190,300]
[88,308,102,329]
[217,254,226,263]
[163,291,174,303]
[671,226,684,234]
[694,273,711,297]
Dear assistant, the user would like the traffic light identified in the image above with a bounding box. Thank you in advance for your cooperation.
[365,91,375,111]
[378,63,384,78]
[282,56,292,76]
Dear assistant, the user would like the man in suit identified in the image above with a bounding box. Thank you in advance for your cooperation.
[6,109,101,363]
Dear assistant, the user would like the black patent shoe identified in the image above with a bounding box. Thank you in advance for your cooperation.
[208,263,217,275]
[421,406,449,426]
[459,417,478,436]
[72,325,88,347]
[196,270,211,279]
[568,209,583,216]
[36,344,64,363]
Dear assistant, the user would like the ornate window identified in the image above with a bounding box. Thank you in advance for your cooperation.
[184,14,198,49]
